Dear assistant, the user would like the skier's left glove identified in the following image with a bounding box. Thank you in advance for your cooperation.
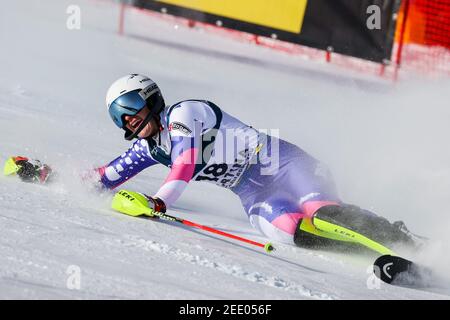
[3,156,53,184]
[111,189,166,217]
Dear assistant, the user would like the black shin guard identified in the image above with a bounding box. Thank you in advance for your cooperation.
[293,224,336,249]
[302,205,417,249]
[293,217,364,252]
[294,204,419,251]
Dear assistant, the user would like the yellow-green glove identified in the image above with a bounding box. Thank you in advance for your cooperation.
[4,156,53,184]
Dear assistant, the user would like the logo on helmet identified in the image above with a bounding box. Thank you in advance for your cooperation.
[140,83,159,100]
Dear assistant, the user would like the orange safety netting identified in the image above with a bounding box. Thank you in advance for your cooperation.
[122,0,450,79]
[395,0,450,75]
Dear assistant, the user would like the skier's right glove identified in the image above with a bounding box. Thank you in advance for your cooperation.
[3,156,53,184]
[111,189,166,218]
[145,195,167,214]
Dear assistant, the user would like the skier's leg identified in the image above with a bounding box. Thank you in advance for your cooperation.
[245,199,362,249]
[261,140,419,252]
[240,191,411,253]
[294,203,420,253]
[312,204,418,248]
[242,138,351,247]
[235,137,420,251]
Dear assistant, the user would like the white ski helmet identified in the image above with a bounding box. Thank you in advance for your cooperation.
[106,74,165,140]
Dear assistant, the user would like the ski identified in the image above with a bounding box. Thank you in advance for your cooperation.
[373,255,433,287]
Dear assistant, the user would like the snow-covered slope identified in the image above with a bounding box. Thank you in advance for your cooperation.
[1,0,450,299]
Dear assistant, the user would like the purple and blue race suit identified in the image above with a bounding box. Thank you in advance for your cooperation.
[97,100,340,244]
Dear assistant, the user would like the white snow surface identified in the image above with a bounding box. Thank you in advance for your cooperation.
[1,0,450,299]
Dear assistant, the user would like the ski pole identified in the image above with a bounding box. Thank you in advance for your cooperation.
[112,190,275,253]
[150,210,275,253]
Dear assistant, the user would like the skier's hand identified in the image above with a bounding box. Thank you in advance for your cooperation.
[3,156,53,184]
[111,189,166,217]
[145,195,167,214]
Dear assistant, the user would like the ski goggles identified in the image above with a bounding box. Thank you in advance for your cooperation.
[108,90,147,129]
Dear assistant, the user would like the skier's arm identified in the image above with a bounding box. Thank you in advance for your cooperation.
[153,119,201,208]
[96,139,158,190]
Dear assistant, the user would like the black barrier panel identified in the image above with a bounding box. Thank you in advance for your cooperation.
[130,0,401,63]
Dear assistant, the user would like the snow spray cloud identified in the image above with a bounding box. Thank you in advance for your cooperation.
[317,78,450,278]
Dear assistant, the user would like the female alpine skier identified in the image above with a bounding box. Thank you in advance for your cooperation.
[5,74,421,254]
[94,73,424,253]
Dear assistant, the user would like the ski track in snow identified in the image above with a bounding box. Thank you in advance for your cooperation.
[123,235,335,300]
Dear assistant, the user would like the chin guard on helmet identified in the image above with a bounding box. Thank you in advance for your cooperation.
[124,94,165,140]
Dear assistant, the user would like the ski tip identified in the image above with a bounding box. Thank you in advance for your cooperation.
[264,242,275,253]
[373,255,413,284]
